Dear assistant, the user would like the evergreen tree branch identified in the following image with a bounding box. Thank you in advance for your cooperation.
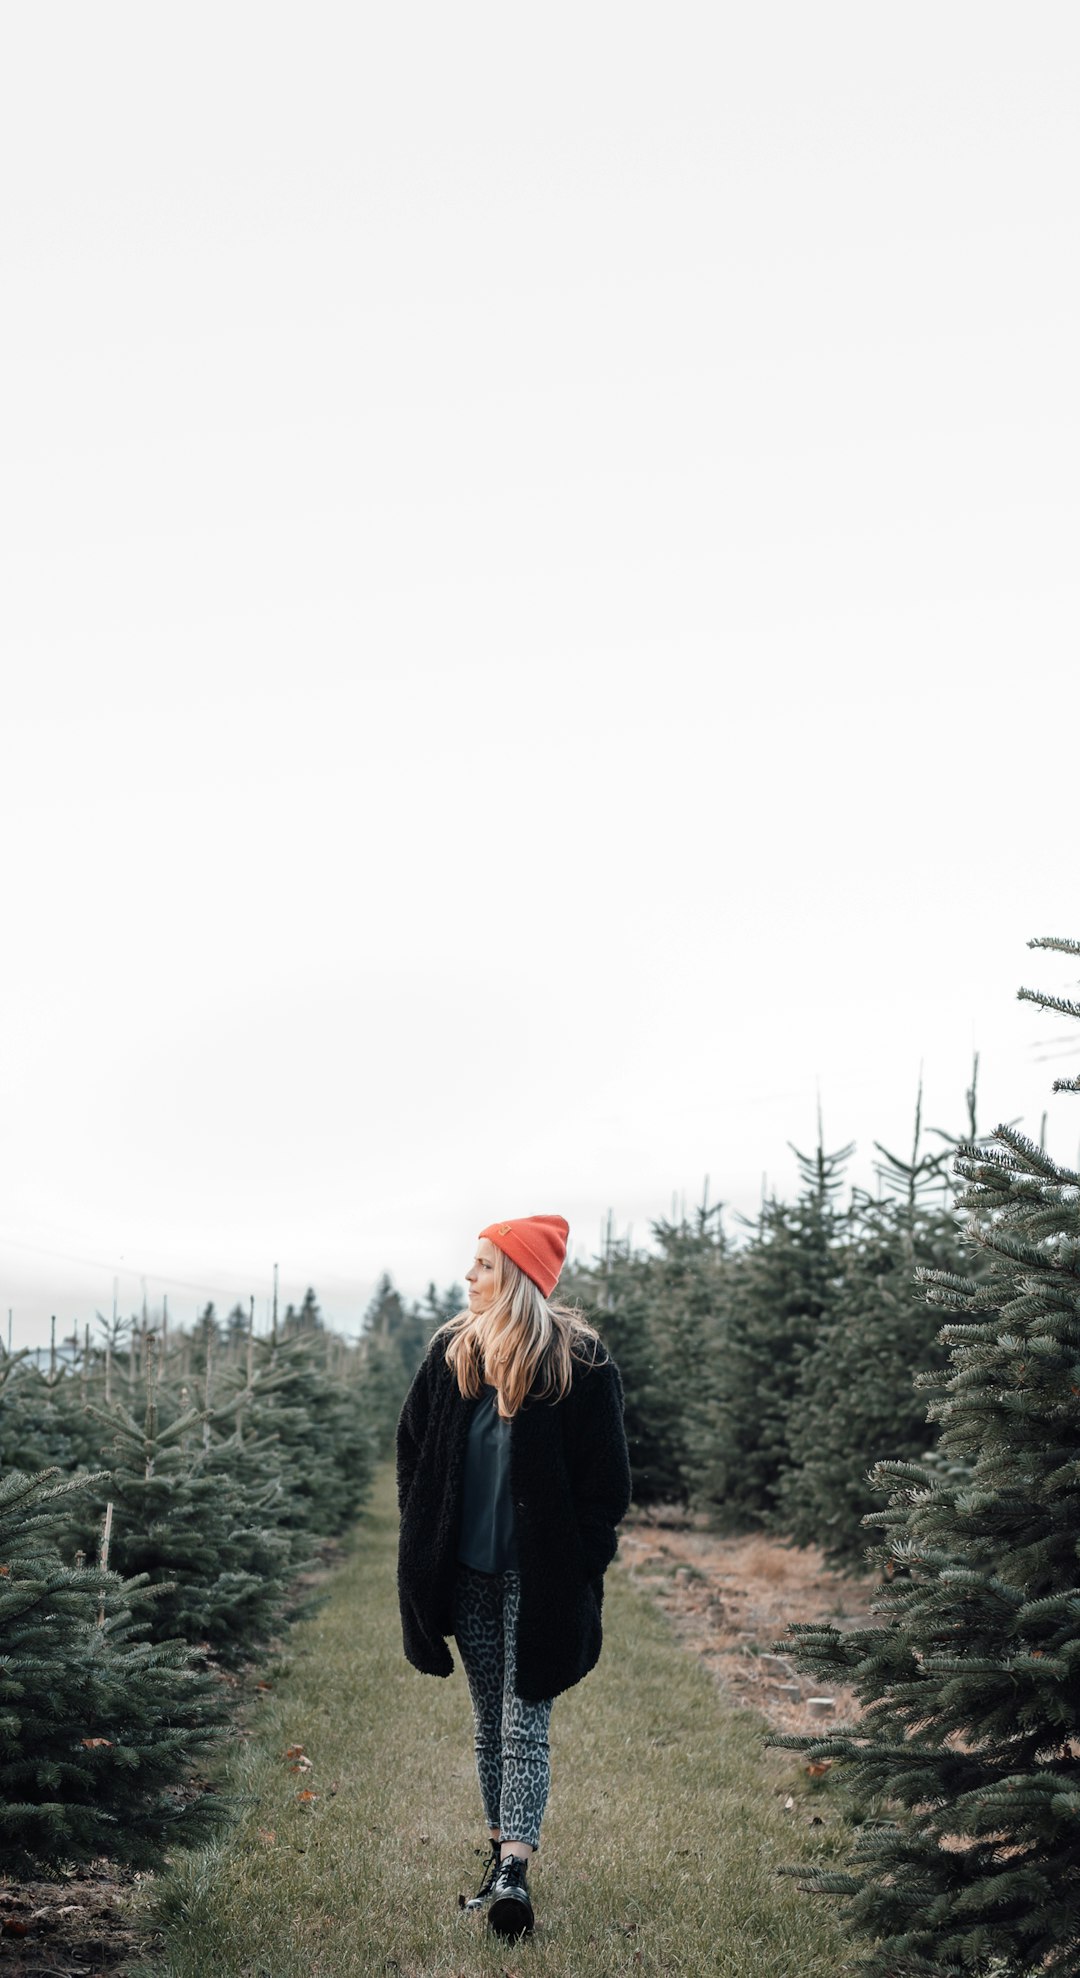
[1017,984,1080,1021]
[1027,935,1080,958]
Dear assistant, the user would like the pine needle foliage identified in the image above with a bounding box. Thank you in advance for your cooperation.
[647,1200,732,1497]
[563,1226,687,1501]
[0,1347,102,1476]
[0,1276,436,1875]
[562,1199,728,1502]
[356,1273,451,1459]
[0,1467,227,1876]
[686,1138,852,1528]
[775,1189,957,1565]
[70,1342,300,1665]
[770,939,1080,1977]
[223,1321,375,1540]
[777,1080,978,1566]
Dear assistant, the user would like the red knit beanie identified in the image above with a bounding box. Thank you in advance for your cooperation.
[478,1214,569,1298]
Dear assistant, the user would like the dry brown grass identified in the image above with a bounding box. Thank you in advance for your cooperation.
[620,1504,878,1735]
[732,1533,820,1586]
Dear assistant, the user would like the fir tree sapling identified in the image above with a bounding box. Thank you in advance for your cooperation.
[0,1335,103,1478]
[687,1136,852,1529]
[637,1197,730,1502]
[0,1468,227,1876]
[245,1321,375,1533]
[283,1286,325,1333]
[75,1337,298,1663]
[778,1080,976,1566]
[771,936,1080,1978]
[358,1272,441,1461]
[562,1223,678,1502]
[560,1202,727,1504]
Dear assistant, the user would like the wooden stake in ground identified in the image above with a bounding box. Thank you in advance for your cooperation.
[97,1501,114,1627]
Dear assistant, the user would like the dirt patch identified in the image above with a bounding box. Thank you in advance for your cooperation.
[619,1504,877,1735]
[0,1866,157,1975]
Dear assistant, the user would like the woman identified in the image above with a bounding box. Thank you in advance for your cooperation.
[395,1212,631,1940]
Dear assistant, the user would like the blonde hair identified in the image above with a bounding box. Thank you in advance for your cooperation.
[439,1248,603,1418]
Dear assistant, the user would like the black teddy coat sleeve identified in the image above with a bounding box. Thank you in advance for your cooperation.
[395,1340,632,1703]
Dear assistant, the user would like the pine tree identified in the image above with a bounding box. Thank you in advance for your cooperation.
[559,1200,739,1504]
[231,1320,375,1537]
[420,1279,465,1336]
[224,1302,250,1350]
[0,1467,227,1875]
[777,1084,969,1565]
[70,1338,297,1663]
[687,1136,852,1528]
[772,936,1080,1977]
[187,1303,220,1374]
[0,1333,100,1477]
[561,1219,689,1503]
[358,1273,435,1459]
[636,1197,730,1502]
[283,1286,324,1334]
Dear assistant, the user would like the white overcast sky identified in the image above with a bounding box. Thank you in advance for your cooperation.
[2,4,1078,1348]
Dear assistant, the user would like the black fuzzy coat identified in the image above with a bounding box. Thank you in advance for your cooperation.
[395,1339,632,1703]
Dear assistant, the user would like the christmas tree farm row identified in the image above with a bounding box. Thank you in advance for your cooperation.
[562,934,1079,1976]
[0,1278,453,1878]
[562,1073,986,1566]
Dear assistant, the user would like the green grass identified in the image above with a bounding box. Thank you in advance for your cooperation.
[147,1468,853,1977]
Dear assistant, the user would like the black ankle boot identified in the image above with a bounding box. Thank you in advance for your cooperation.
[459,1838,501,1913]
[487,1852,534,1938]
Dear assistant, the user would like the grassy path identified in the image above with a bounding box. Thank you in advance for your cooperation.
[150,1469,850,1977]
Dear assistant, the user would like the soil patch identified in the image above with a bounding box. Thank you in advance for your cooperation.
[619,1504,877,1735]
[0,1865,156,1975]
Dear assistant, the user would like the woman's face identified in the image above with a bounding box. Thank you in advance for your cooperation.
[465,1237,499,1315]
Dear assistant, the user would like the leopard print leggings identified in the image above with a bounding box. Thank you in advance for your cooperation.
[452,1565,553,1850]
